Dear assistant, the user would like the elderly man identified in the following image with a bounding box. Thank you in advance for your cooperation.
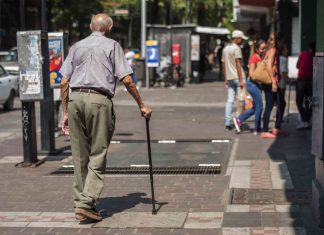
[60,13,152,222]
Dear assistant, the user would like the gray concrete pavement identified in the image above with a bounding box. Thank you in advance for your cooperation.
[0,82,321,235]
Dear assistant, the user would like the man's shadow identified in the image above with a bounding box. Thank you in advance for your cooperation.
[97,192,168,218]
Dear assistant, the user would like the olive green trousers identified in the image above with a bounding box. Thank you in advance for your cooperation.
[68,91,115,209]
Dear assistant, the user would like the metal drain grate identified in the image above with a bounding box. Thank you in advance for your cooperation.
[51,165,221,175]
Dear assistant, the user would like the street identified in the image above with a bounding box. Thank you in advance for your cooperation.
[0,82,321,234]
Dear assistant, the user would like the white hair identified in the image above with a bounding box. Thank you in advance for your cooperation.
[90,14,113,32]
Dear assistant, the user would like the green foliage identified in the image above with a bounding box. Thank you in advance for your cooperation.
[50,0,233,45]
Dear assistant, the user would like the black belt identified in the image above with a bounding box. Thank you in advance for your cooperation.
[72,88,110,97]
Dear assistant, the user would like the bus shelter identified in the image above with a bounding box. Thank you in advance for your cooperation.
[147,24,230,82]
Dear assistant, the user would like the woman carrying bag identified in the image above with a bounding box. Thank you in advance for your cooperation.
[260,32,286,138]
[233,40,267,134]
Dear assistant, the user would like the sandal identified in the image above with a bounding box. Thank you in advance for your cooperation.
[261,132,277,139]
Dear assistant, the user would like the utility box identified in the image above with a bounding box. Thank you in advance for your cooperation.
[17,31,47,101]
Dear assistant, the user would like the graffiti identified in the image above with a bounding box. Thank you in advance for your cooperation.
[22,108,29,142]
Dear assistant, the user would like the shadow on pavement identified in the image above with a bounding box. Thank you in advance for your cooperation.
[267,112,317,234]
[97,192,168,218]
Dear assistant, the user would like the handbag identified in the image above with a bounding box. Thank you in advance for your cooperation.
[252,60,273,85]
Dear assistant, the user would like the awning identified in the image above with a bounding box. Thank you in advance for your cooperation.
[195,26,230,35]
[239,0,275,7]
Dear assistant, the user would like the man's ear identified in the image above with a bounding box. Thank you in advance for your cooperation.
[89,24,92,31]
[109,25,113,32]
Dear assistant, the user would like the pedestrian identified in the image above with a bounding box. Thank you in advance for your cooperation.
[261,32,286,138]
[295,42,315,129]
[124,47,139,89]
[222,30,247,130]
[233,39,266,134]
[59,13,152,223]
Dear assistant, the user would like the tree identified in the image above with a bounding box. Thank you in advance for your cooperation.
[50,0,234,46]
[50,0,103,41]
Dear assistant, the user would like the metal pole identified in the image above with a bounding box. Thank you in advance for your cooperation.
[40,0,55,153]
[169,0,173,83]
[18,0,38,166]
[145,118,157,215]
[19,0,25,31]
[141,0,149,89]
[141,0,146,60]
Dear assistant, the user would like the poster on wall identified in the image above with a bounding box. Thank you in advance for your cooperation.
[48,32,64,86]
[191,35,200,61]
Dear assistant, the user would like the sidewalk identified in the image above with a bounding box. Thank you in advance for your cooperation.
[0,82,321,235]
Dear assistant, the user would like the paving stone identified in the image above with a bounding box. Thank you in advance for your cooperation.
[261,212,303,227]
[27,222,93,228]
[275,205,300,213]
[222,227,250,235]
[222,212,262,227]
[183,212,223,229]
[229,165,250,189]
[94,212,187,228]
[0,222,29,227]
[225,205,249,212]
[278,227,306,235]
[250,227,280,235]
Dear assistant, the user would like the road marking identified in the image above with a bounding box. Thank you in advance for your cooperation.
[158,140,176,144]
[111,140,121,144]
[198,164,221,167]
[211,139,230,143]
[62,165,74,168]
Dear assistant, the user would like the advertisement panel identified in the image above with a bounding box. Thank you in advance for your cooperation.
[191,35,200,61]
[48,32,64,86]
[146,40,159,67]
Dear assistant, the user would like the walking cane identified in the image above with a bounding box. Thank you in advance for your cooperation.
[145,118,157,215]
[286,80,292,123]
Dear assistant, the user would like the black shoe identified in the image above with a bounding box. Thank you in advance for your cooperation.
[225,125,233,131]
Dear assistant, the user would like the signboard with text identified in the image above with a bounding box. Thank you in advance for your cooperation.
[146,40,159,67]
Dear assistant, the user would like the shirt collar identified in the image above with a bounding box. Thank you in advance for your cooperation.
[91,31,104,37]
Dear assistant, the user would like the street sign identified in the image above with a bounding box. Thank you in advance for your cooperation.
[114,9,129,16]
[146,40,159,67]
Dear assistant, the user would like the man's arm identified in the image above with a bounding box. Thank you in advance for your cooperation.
[60,77,70,135]
[222,62,227,88]
[235,58,244,87]
[122,75,152,119]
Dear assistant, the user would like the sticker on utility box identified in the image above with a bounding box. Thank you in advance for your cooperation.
[20,70,41,95]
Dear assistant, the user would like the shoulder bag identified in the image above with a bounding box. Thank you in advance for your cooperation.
[252,56,273,85]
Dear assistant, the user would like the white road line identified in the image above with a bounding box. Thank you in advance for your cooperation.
[62,165,74,168]
[211,139,230,143]
[130,164,149,167]
[111,141,121,144]
[198,164,221,167]
[158,140,176,144]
